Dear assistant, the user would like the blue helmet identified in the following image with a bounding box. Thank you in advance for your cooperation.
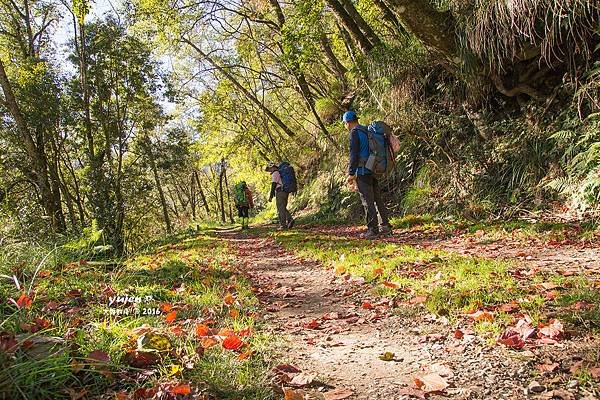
[342,110,358,123]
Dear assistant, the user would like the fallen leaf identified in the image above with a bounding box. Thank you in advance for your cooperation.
[87,350,110,364]
[123,351,160,368]
[414,373,448,393]
[361,302,373,309]
[165,311,177,323]
[133,387,157,399]
[195,324,210,337]
[537,362,559,374]
[467,310,493,322]
[237,349,253,360]
[16,292,33,309]
[64,388,88,400]
[229,309,240,318]
[303,319,320,329]
[589,367,600,380]
[453,330,464,339]
[409,296,427,304]
[169,384,191,395]
[324,387,354,400]
[201,337,218,348]
[159,303,172,312]
[541,282,559,290]
[382,281,398,288]
[284,389,306,400]
[274,364,301,373]
[67,289,82,298]
[290,372,315,387]
[379,352,395,361]
[538,319,563,340]
[224,293,235,306]
[222,335,243,350]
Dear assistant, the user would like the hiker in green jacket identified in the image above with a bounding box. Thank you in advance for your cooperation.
[234,181,254,230]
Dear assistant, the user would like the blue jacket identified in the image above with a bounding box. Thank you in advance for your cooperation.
[348,125,371,176]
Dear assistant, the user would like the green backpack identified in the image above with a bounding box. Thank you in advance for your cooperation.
[234,182,249,207]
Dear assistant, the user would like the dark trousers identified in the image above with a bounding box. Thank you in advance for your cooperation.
[356,174,389,232]
[275,191,292,227]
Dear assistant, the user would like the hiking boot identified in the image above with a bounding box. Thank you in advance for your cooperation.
[360,229,379,239]
[379,225,393,235]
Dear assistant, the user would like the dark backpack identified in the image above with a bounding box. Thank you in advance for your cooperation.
[364,121,395,179]
[234,181,249,206]
[278,162,297,193]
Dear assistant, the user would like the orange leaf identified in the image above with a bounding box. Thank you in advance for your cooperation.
[373,268,383,276]
[362,302,373,309]
[16,292,32,308]
[195,324,210,337]
[165,311,177,323]
[284,389,306,400]
[382,281,398,289]
[37,270,52,278]
[335,265,346,275]
[201,338,218,348]
[224,293,235,306]
[170,384,191,395]
[229,309,239,318]
[160,303,172,312]
[467,310,493,322]
[237,349,254,360]
[217,328,236,337]
[238,327,252,337]
[222,335,243,350]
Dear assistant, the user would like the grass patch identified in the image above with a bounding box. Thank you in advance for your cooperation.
[0,231,278,399]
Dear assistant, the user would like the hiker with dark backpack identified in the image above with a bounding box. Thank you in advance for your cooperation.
[265,162,296,229]
[344,110,393,239]
[234,181,254,230]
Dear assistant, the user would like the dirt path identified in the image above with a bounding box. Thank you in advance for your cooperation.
[221,228,598,400]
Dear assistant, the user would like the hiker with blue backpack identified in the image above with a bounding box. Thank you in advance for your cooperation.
[265,162,296,229]
[344,110,394,239]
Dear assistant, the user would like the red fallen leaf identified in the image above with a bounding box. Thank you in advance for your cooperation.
[16,292,33,308]
[21,340,35,350]
[195,324,210,337]
[538,319,563,340]
[222,335,243,350]
[409,296,427,304]
[224,292,235,306]
[170,326,186,336]
[170,384,191,395]
[498,302,519,313]
[201,337,218,348]
[217,328,236,337]
[323,388,354,400]
[133,387,157,399]
[362,302,373,309]
[165,311,177,323]
[42,301,60,312]
[87,350,110,364]
[274,364,301,373]
[414,373,448,393]
[284,389,306,400]
[373,268,383,276]
[67,289,82,298]
[0,332,18,354]
[497,331,525,349]
[33,318,51,329]
[537,362,559,374]
[159,303,172,312]
[123,351,160,368]
[303,319,320,329]
[237,349,253,360]
[382,281,398,288]
[454,330,464,339]
[467,310,493,322]
[238,327,252,337]
[79,260,88,265]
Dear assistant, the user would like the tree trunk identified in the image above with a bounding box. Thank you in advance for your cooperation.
[222,159,235,224]
[385,0,458,62]
[194,170,210,215]
[338,0,382,48]
[372,0,409,38]
[324,0,375,53]
[320,34,348,91]
[190,172,196,219]
[218,162,226,223]
[143,138,172,234]
[0,60,66,232]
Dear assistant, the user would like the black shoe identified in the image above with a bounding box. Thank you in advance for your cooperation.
[379,225,393,235]
[360,229,379,239]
